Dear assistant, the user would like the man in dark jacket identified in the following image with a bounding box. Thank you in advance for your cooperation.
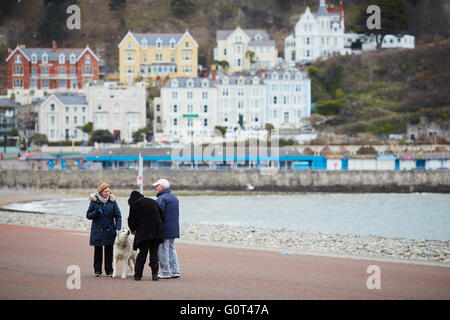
[128,190,166,281]
[152,178,181,279]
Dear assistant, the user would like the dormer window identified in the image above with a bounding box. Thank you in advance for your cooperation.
[70,53,76,64]
[271,72,278,80]
[222,77,229,85]
[201,79,209,88]
[141,39,148,49]
[169,39,176,49]
[42,53,48,64]
[252,76,260,85]
[238,76,244,85]
[156,39,162,49]
[31,53,37,64]
[254,34,262,42]
[171,79,178,88]
[295,72,302,80]
[187,79,194,88]
[59,53,65,64]
[283,72,290,80]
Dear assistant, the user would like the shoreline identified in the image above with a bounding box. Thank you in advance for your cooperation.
[0,206,448,266]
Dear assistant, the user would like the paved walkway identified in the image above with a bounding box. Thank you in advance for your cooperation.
[0,224,449,300]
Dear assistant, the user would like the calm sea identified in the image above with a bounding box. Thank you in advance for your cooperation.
[4,193,450,241]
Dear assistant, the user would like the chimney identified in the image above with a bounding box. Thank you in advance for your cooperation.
[339,0,344,21]
[52,40,57,52]
[19,44,26,49]
[8,48,11,55]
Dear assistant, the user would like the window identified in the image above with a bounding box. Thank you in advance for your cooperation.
[58,67,66,74]
[41,67,49,75]
[59,54,65,64]
[170,39,176,49]
[156,39,162,49]
[128,42,132,49]
[14,55,22,63]
[42,79,49,88]
[71,67,76,75]
[187,91,193,99]
[98,105,102,111]
[273,96,277,104]
[171,91,178,99]
[173,105,178,113]
[142,54,147,63]
[185,41,189,48]
[187,105,193,113]
[202,91,208,99]
[156,104,160,112]
[156,116,161,123]
[284,112,289,123]
[42,54,48,63]
[31,54,37,64]
[66,116,70,124]
[50,104,55,112]
[203,105,208,113]
[70,54,76,64]
[141,39,147,49]
[170,54,175,63]
[203,118,208,127]
[173,118,178,126]
[58,80,66,88]
[85,55,91,64]
[187,118,193,127]
[74,116,78,124]
[224,48,227,56]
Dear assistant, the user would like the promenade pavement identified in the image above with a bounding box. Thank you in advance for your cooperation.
[0,224,449,300]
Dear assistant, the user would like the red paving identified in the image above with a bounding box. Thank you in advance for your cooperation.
[0,224,449,300]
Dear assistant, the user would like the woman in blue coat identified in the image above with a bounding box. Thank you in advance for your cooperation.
[86,183,122,277]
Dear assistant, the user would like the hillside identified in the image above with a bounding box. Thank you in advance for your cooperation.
[307,39,450,137]
[1,0,449,136]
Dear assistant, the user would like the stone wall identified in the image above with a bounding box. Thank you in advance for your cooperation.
[0,169,449,193]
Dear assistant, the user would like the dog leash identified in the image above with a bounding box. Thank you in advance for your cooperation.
[98,208,116,233]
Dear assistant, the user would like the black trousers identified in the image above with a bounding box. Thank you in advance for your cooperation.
[134,239,160,278]
[93,245,113,275]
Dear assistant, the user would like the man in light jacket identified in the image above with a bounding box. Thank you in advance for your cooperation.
[153,178,181,279]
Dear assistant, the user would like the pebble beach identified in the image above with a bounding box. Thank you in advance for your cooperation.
[0,208,448,264]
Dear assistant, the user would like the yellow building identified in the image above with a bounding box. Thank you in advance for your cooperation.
[118,30,198,85]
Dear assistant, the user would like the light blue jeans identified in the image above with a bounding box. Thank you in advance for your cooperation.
[158,238,180,276]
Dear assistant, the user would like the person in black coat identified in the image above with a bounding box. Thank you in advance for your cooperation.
[127,190,166,281]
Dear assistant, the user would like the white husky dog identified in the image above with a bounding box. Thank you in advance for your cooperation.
[112,227,138,278]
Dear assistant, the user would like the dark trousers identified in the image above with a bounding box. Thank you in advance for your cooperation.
[134,239,160,278]
[93,245,113,275]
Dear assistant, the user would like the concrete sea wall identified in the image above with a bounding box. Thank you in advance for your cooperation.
[0,170,449,193]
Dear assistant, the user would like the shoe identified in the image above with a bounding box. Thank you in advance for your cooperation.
[158,274,171,279]
[134,276,141,281]
[171,273,180,279]
[106,273,113,277]
[152,274,159,281]
[94,273,101,277]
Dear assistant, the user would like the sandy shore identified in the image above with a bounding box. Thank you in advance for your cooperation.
[0,188,449,265]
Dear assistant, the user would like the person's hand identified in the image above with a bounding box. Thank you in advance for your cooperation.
[131,231,136,235]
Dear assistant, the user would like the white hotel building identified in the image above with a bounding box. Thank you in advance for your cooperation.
[284,0,415,64]
[154,68,311,143]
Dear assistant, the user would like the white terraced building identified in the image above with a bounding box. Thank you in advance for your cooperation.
[154,68,311,143]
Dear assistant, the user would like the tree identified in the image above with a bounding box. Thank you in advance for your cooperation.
[170,0,194,19]
[89,130,114,144]
[353,0,410,49]
[245,50,256,68]
[214,126,227,137]
[215,60,229,73]
[132,127,149,143]
[37,0,74,43]
[81,122,93,135]
[109,0,127,11]
[30,133,48,147]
